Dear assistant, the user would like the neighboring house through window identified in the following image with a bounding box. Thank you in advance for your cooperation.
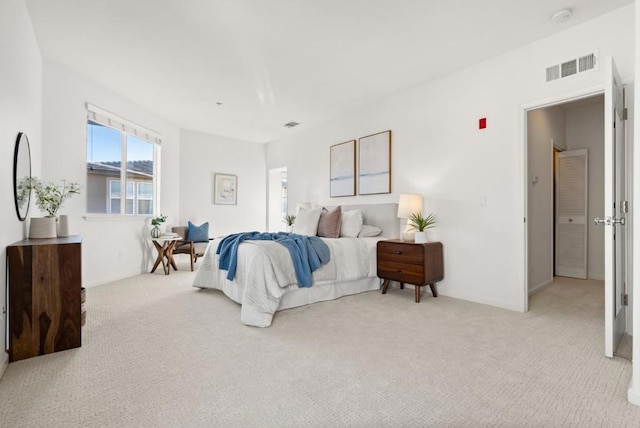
[85,104,161,215]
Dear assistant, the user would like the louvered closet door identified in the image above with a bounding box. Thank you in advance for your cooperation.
[555,149,588,279]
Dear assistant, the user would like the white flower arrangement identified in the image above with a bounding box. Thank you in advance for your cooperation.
[26,177,81,217]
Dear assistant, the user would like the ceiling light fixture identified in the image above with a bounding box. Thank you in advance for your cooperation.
[551,8,572,23]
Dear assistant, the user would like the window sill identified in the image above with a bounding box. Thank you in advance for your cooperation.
[83,214,151,222]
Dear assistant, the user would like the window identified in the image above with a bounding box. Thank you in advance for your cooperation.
[86,104,161,215]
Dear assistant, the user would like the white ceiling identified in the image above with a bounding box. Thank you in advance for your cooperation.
[25,0,631,143]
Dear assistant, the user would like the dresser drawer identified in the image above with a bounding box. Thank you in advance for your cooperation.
[377,260,424,285]
[377,241,424,265]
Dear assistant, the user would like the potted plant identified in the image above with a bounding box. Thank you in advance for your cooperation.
[151,214,167,238]
[26,178,81,238]
[284,214,296,233]
[408,212,436,243]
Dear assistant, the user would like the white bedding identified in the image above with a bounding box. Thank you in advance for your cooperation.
[193,237,383,327]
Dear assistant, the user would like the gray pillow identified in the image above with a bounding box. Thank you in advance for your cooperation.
[317,206,342,238]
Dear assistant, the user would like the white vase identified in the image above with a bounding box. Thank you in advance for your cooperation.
[150,225,162,238]
[414,231,428,243]
[57,215,70,237]
[29,217,57,239]
[401,232,415,242]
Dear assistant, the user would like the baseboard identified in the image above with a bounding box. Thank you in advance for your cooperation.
[529,279,553,296]
[0,353,8,382]
[589,274,605,281]
[628,380,640,406]
[83,270,145,288]
[439,291,524,312]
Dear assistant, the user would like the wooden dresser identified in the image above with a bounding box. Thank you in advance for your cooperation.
[7,235,82,362]
[377,239,444,302]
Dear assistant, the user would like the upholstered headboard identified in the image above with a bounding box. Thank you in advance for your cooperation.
[328,203,399,239]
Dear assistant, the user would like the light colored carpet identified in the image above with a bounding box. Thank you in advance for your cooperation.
[1,267,640,427]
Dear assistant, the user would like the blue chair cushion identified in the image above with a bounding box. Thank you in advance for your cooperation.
[187,221,209,242]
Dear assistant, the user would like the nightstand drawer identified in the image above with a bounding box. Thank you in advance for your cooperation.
[377,260,424,285]
[377,241,424,265]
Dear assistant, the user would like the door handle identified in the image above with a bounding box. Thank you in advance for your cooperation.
[613,217,626,225]
[594,216,611,226]
[594,216,625,226]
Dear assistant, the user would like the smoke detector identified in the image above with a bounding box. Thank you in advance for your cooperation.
[551,8,572,23]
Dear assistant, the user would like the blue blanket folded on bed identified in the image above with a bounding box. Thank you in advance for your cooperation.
[216,232,330,287]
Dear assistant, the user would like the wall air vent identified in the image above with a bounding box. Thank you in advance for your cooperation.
[578,53,596,72]
[561,59,577,77]
[546,65,560,82]
[545,52,598,83]
[284,122,300,128]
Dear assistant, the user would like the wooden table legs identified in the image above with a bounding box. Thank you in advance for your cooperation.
[413,283,438,302]
[381,280,438,303]
[151,240,179,275]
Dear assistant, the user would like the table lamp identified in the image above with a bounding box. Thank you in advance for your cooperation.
[397,193,423,241]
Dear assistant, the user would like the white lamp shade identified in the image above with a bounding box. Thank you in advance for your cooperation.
[397,194,423,218]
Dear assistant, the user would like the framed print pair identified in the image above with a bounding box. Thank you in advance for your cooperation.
[329,130,391,197]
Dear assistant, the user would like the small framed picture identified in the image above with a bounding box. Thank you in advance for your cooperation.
[213,173,237,205]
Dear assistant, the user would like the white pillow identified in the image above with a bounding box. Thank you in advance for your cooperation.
[340,209,363,237]
[358,224,382,237]
[292,207,322,236]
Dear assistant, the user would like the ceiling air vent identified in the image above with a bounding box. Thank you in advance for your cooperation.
[545,52,598,83]
[284,121,300,128]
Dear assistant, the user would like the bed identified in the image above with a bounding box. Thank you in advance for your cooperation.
[192,203,399,327]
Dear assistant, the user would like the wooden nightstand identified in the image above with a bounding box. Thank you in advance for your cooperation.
[377,239,444,302]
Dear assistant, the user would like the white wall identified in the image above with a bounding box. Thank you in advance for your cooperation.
[565,100,605,280]
[527,106,566,294]
[266,6,634,312]
[41,60,181,287]
[0,0,42,377]
[178,130,266,236]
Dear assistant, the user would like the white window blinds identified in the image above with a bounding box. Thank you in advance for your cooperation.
[86,103,162,145]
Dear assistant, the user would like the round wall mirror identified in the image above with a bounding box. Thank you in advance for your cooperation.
[13,132,32,221]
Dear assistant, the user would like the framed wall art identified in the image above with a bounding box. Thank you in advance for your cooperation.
[330,140,356,197]
[213,173,237,205]
[358,130,391,195]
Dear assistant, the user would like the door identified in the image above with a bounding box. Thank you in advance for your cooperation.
[555,149,588,279]
[598,57,626,358]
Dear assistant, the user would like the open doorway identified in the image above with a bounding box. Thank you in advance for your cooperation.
[267,167,287,232]
[525,90,631,359]
[527,94,604,292]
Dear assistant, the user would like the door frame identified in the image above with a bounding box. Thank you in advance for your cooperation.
[522,81,631,327]
[521,85,603,312]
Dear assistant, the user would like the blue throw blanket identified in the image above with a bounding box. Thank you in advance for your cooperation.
[216,232,330,287]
